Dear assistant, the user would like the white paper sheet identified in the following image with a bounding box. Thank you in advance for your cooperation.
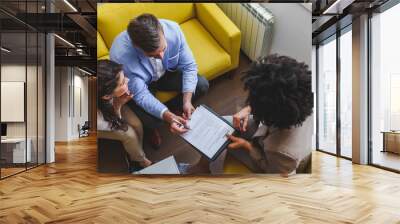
[181,106,235,159]
[133,156,180,174]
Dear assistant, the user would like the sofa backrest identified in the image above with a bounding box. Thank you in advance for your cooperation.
[97,3,195,50]
[97,32,109,59]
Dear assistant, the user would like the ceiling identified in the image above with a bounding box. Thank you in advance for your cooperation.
[1,31,45,64]
[0,0,97,73]
[311,0,390,44]
[1,0,394,72]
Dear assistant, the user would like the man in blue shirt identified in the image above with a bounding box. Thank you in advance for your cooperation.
[110,13,209,146]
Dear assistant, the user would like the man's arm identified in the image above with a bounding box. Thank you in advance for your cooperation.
[129,76,168,119]
[176,25,198,118]
[130,76,189,134]
[176,26,198,99]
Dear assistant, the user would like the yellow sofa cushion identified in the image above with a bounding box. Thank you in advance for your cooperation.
[196,3,241,70]
[98,3,195,49]
[97,32,109,59]
[223,153,252,174]
[155,91,178,103]
[98,55,109,60]
[180,19,231,79]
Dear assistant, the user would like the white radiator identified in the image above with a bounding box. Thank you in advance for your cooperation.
[217,3,274,61]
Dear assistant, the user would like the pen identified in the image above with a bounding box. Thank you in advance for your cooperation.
[172,118,191,130]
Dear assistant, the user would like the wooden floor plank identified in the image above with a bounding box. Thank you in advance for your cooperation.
[1,136,400,223]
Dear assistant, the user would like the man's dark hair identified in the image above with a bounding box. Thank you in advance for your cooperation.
[242,54,313,129]
[127,13,163,52]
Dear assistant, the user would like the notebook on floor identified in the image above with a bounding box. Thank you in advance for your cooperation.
[133,155,180,174]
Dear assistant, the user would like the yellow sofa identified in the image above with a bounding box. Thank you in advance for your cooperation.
[98,3,250,174]
[97,3,241,103]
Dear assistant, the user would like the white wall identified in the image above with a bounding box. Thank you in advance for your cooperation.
[261,3,312,66]
[54,66,70,141]
[46,5,56,164]
[1,65,27,139]
[352,14,369,164]
[72,73,89,138]
[1,65,40,136]
[54,67,89,141]
[1,64,46,164]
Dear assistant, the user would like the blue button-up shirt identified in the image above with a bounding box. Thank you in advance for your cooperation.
[110,19,198,119]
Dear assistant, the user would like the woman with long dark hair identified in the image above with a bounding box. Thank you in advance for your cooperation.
[97,59,152,169]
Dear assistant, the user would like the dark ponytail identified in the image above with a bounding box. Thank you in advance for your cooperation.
[97,60,128,131]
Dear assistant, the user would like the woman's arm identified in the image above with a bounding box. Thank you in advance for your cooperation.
[226,137,269,173]
[112,92,133,118]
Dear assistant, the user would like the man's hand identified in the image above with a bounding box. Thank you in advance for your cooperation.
[226,135,251,151]
[182,101,195,120]
[233,105,251,132]
[163,111,189,134]
[182,92,194,119]
[113,92,133,117]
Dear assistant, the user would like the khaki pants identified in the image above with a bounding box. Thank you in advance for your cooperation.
[97,106,146,162]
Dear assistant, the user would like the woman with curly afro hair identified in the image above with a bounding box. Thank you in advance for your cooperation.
[190,54,314,175]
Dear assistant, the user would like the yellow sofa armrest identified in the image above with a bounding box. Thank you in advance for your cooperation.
[195,3,241,69]
[97,32,109,59]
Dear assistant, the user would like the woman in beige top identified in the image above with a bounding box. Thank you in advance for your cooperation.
[97,59,152,170]
[191,54,313,175]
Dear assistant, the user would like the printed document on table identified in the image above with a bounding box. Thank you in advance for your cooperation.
[181,105,235,160]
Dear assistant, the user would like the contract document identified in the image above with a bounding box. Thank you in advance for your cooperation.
[180,105,236,161]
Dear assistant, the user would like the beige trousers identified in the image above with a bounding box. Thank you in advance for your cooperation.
[97,105,146,162]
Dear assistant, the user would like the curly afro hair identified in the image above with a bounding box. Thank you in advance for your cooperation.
[242,54,313,129]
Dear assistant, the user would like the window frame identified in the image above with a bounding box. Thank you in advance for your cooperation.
[367,0,400,173]
[315,24,353,161]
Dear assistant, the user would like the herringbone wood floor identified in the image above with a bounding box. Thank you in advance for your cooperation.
[1,135,400,224]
